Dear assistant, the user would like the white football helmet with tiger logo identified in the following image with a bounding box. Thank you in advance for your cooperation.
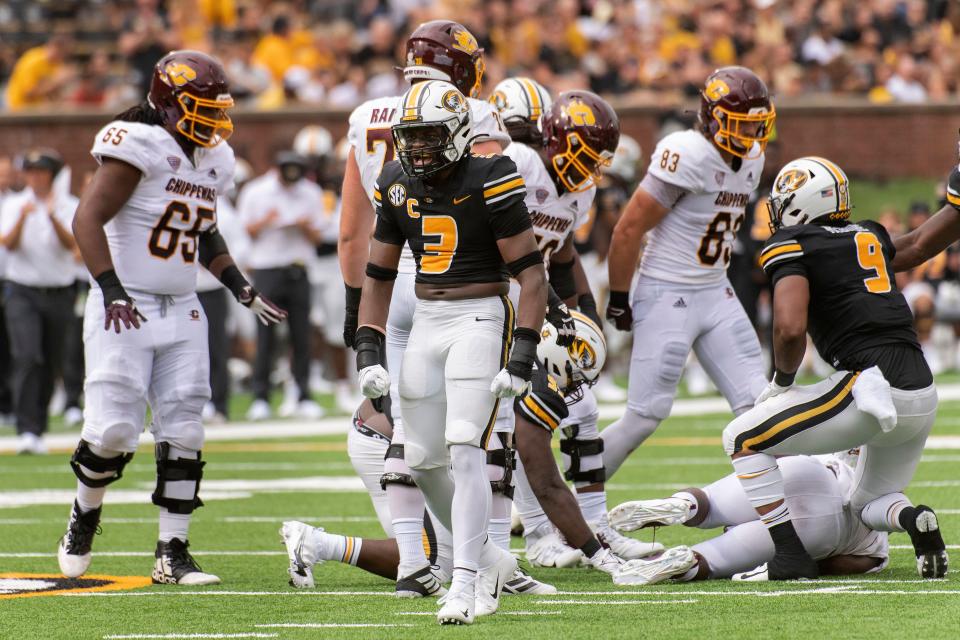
[489,77,552,145]
[391,80,473,177]
[538,311,606,403]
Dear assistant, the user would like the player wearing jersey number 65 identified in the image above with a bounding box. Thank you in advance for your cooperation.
[356,80,546,625]
[57,50,286,588]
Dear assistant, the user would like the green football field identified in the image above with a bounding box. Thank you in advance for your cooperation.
[2,393,959,640]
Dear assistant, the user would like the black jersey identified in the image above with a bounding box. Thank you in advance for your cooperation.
[760,220,931,390]
[948,165,960,211]
[373,154,532,285]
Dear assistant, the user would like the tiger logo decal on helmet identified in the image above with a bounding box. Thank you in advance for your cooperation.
[489,77,553,145]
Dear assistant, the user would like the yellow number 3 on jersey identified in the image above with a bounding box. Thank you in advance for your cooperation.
[420,216,458,274]
[855,231,891,294]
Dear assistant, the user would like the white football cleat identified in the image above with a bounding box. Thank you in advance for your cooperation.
[437,589,474,625]
[595,524,664,559]
[246,399,272,421]
[586,547,625,576]
[395,564,447,598]
[280,521,327,588]
[475,549,518,617]
[614,546,696,586]
[294,399,325,420]
[732,564,770,582]
[526,530,583,568]
[152,539,221,585]
[58,501,101,578]
[502,566,557,595]
[608,498,693,531]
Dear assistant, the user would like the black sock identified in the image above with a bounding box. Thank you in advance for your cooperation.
[768,520,807,554]
[898,506,918,532]
[580,537,602,558]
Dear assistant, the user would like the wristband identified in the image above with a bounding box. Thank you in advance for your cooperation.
[577,293,599,324]
[355,326,385,371]
[94,269,129,305]
[219,265,251,301]
[608,290,629,308]
[773,368,796,387]
[506,327,539,381]
[345,285,362,312]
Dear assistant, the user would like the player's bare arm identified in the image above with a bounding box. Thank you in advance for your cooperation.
[891,203,960,272]
[72,156,147,333]
[605,185,669,330]
[339,152,374,348]
[497,229,547,332]
[198,226,287,326]
[355,238,402,405]
[770,274,809,384]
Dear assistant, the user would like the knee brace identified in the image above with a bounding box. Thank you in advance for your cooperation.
[560,424,605,484]
[380,443,417,489]
[487,432,516,499]
[151,442,205,514]
[70,440,134,487]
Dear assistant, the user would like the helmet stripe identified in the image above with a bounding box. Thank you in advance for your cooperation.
[807,156,848,214]
[401,82,428,121]
[519,78,542,119]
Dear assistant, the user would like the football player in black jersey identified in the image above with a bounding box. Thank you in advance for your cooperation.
[721,157,946,581]
[355,80,547,625]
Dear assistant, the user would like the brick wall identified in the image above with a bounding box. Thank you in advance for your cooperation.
[0,102,956,192]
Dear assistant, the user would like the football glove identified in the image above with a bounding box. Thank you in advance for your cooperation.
[546,302,576,347]
[491,327,539,398]
[755,370,795,405]
[491,368,531,398]
[359,364,390,399]
[95,269,147,333]
[238,286,288,325]
[605,290,632,332]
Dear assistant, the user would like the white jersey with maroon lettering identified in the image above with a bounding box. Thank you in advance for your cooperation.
[504,142,595,267]
[347,95,510,274]
[91,120,235,296]
[639,130,763,285]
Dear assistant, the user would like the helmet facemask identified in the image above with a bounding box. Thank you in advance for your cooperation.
[709,104,775,159]
[551,132,613,193]
[176,91,234,148]
[393,121,463,178]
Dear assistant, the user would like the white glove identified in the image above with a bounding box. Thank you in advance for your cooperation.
[490,368,531,398]
[755,379,791,405]
[359,365,390,399]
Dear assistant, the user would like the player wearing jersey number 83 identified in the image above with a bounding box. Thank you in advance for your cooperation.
[601,66,771,490]
[359,80,545,624]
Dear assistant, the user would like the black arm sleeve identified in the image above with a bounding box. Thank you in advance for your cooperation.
[548,258,576,299]
[198,224,230,269]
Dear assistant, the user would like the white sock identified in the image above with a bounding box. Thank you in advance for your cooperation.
[860,493,912,532]
[394,517,428,574]
[158,510,191,543]
[449,567,476,598]
[577,490,608,526]
[449,444,490,576]
[319,531,363,565]
[488,490,512,551]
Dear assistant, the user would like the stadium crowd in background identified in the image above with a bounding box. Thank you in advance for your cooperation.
[2,0,960,112]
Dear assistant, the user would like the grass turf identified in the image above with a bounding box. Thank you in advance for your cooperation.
[2,397,959,639]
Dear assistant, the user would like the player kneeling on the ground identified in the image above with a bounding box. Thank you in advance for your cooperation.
[514,312,643,577]
[355,80,547,625]
[608,453,889,585]
[723,157,946,580]
[57,50,286,586]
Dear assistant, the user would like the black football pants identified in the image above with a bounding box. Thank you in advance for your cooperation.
[251,265,312,402]
[198,287,230,416]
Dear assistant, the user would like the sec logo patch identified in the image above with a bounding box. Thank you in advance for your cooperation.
[388,183,407,207]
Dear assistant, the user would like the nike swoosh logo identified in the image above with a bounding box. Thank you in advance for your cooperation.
[453,195,471,205]
[490,575,500,600]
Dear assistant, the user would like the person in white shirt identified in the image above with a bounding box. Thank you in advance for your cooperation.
[0,149,77,455]
[239,152,326,420]
[0,155,18,425]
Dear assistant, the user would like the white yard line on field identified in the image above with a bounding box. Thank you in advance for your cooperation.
[396,611,563,617]
[538,599,699,605]
[0,515,380,525]
[104,635,278,639]
[1,551,288,558]
[256,624,414,629]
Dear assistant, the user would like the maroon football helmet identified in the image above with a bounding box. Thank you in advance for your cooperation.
[541,91,620,193]
[148,50,234,148]
[698,66,775,159]
[403,20,485,98]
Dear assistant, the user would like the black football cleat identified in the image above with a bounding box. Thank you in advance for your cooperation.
[906,505,948,579]
[57,501,102,578]
[152,538,221,585]
[767,548,820,581]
